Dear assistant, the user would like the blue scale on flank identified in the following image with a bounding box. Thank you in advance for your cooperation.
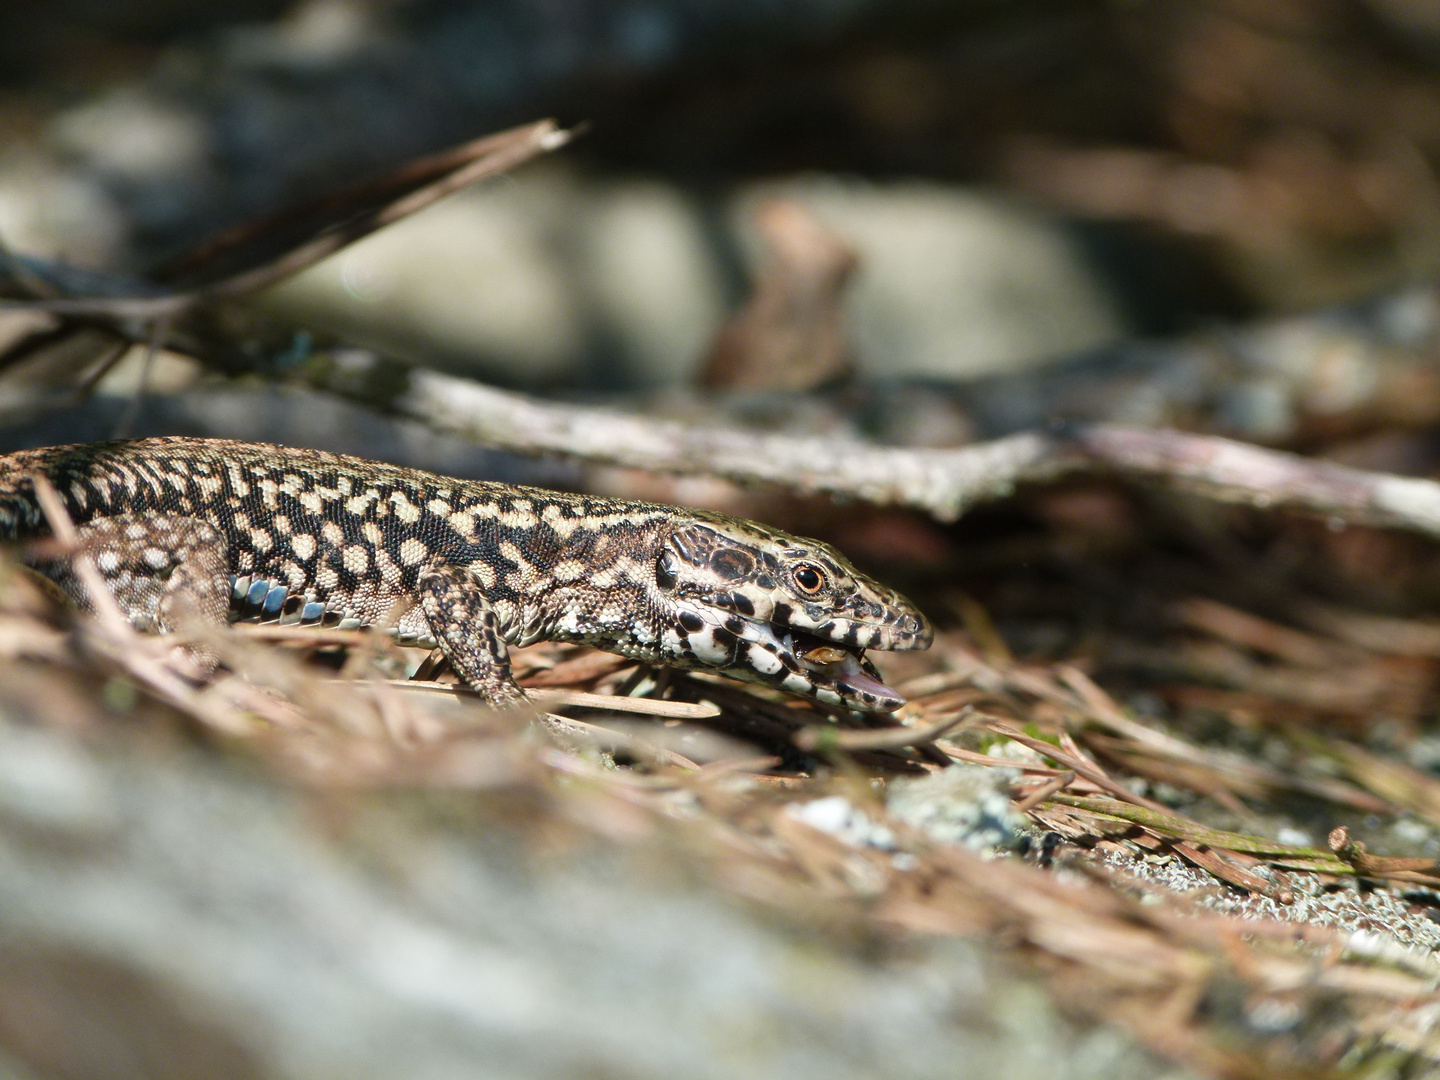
[229,575,327,625]
[224,576,430,644]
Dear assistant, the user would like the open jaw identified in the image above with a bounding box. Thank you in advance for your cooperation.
[665,605,910,712]
[766,624,907,712]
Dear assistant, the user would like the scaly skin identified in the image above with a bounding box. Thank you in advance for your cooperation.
[0,437,932,711]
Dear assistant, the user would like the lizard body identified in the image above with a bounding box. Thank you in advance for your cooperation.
[0,437,931,711]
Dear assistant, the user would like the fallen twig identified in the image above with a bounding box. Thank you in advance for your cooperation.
[1013,770,1075,813]
[379,678,721,719]
[391,371,1440,534]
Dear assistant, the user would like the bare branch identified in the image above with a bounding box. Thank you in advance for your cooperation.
[395,370,1440,536]
[397,371,1062,520]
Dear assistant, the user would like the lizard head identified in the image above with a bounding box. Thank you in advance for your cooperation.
[647,516,932,713]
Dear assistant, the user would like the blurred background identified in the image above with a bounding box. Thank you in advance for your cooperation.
[13,9,1440,1079]
[6,0,1440,413]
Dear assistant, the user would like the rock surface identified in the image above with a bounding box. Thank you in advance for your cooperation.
[0,704,1182,1080]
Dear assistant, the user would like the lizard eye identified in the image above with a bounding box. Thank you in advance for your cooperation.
[792,564,825,595]
[655,550,678,590]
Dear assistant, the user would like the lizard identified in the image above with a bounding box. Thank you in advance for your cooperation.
[0,437,932,712]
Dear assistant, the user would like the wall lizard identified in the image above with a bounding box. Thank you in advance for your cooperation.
[0,437,931,711]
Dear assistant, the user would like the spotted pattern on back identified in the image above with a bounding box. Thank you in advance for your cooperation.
[0,437,932,711]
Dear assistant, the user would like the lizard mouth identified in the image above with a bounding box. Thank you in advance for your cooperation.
[776,626,906,711]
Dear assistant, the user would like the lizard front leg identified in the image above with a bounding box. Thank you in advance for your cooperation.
[416,562,527,707]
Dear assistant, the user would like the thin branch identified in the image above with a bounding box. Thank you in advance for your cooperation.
[205,120,572,301]
[0,120,571,321]
[150,123,572,285]
[30,472,131,639]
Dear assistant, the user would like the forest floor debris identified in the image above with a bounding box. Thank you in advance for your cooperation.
[5,483,1440,1079]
